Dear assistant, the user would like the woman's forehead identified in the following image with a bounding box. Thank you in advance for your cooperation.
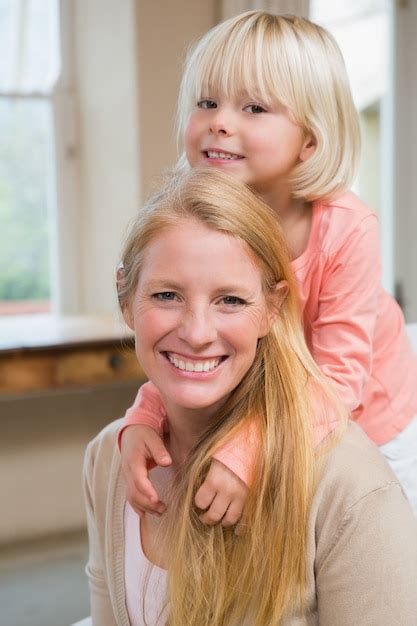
[139,221,263,285]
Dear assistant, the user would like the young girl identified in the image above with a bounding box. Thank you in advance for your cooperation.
[119,11,417,519]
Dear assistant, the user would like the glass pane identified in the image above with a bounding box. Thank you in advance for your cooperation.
[310,0,394,293]
[0,0,60,94]
[310,0,390,24]
[0,99,52,314]
[0,1,14,91]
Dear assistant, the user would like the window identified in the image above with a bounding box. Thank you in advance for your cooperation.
[310,0,394,293]
[0,0,60,315]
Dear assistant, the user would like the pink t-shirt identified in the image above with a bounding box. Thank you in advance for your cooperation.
[292,192,417,445]
[120,192,417,483]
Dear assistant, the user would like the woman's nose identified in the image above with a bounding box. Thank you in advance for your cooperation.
[177,308,217,348]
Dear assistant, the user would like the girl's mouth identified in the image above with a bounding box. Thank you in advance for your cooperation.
[204,150,244,161]
[164,351,227,372]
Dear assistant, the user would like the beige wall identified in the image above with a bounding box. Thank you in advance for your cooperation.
[74,0,141,315]
[136,1,217,198]
[0,384,138,544]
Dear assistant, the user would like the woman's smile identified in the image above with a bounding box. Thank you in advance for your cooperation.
[163,351,226,373]
[124,219,273,418]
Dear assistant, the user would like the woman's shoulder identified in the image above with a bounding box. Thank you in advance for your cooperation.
[318,422,396,493]
[86,418,123,453]
[84,419,123,486]
[312,422,413,539]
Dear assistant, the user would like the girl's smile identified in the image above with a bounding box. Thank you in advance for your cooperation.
[203,147,244,162]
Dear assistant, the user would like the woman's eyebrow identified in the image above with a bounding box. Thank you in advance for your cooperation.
[211,284,257,296]
[144,279,256,295]
[144,279,184,292]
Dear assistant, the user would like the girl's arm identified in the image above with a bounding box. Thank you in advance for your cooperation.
[308,214,381,413]
[119,383,250,522]
[118,381,167,441]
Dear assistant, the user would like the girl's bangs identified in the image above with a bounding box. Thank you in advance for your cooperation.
[193,26,290,109]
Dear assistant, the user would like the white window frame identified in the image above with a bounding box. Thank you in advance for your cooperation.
[394,0,417,322]
[0,0,80,316]
[51,0,81,314]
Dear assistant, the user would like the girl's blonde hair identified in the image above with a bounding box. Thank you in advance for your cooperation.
[119,169,344,625]
[177,11,360,201]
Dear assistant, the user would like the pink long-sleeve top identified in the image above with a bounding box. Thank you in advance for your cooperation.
[120,192,417,483]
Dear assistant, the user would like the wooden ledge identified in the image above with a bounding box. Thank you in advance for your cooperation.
[0,314,145,396]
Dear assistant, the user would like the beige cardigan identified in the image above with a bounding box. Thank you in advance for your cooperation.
[83,420,417,626]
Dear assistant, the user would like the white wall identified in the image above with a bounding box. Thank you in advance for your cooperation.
[74,0,141,315]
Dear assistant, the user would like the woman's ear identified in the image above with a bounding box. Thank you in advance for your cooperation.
[122,305,134,330]
[259,280,289,337]
[116,263,134,330]
[299,134,316,162]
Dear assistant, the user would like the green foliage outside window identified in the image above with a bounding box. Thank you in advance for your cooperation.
[0,100,50,302]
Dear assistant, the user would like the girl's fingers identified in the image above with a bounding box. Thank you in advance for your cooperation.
[194,482,216,510]
[146,434,173,467]
[220,500,243,527]
[199,493,230,525]
[132,464,161,503]
[127,487,166,516]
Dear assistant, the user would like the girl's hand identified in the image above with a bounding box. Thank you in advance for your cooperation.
[120,425,172,518]
[195,459,248,533]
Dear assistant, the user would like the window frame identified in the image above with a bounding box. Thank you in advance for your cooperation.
[0,0,80,316]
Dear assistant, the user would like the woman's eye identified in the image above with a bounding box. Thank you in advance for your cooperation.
[152,292,178,301]
[220,296,246,307]
[197,99,217,110]
[244,104,266,114]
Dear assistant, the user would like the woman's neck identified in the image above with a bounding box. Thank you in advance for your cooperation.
[160,397,222,465]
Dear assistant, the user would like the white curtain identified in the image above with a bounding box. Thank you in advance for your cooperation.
[220,0,309,20]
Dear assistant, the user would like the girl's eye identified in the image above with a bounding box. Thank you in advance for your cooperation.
[243,104,266,114]
[197,99,217,110]
[152,292,178,301]
[220,296,246,307]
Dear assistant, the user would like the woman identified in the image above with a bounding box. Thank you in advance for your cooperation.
[84,169,417,626]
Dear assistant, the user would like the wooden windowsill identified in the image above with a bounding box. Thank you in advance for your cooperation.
[0,314,146,396]
[0,313,133,352]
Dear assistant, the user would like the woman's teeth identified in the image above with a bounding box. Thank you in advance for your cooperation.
[207,151,241,160]
[167,353,221,372]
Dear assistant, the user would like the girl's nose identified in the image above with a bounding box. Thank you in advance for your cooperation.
[177,308,217,348]
[209,109,235,136]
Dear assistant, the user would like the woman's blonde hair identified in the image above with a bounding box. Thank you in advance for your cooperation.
[119,169,344,625]
[176,11,360,201]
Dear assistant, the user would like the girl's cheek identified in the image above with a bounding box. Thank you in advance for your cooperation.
[184,118,200,154]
